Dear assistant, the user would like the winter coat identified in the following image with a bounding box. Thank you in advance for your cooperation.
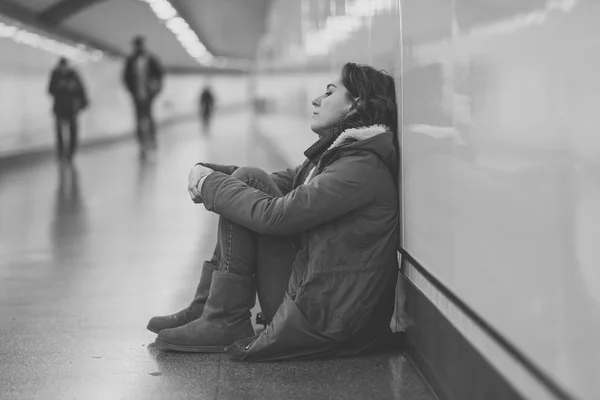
[122,53,164,100]
[48,68,88,117]
[199,125,400,361]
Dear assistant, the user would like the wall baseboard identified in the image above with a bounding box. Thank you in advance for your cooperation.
[403,272,525,400]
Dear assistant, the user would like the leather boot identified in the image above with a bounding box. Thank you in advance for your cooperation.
[147,262,217,334]
[154,271,256,352]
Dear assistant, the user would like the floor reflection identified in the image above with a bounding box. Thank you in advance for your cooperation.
[137,156,158,197]
[51,163,88,264]
[141,342,220,400]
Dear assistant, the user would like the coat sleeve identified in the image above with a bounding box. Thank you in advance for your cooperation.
[196,163,302,189]
[155,56,164,81]
[73,71,88,108]
[48,71,58,96]
[151,55,164,88]
[269,164,303,195]
[122,58,133,94]
[200,153,378,235]
[196,162,238,175]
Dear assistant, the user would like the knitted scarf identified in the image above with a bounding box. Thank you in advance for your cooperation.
[303,118,366,166]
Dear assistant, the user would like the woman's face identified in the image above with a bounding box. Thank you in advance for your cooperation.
[310,78,354,135]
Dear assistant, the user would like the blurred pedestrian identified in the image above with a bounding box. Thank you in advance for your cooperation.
[199,84,215,134]
[48,57,88,163]
[122,35,164,159]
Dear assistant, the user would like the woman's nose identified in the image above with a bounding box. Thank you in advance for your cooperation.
[312,96,321,108]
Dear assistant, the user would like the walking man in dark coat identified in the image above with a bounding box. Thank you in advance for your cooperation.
[122,35,164,158]
[48,57,88,163]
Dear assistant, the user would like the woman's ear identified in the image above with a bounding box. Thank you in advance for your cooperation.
[345,97,363,116]
[354,97,365,109]
[346,108,358,117]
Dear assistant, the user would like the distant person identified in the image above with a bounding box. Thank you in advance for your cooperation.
[122,35,164,158]
[199,84,215,134]
[48,57,88,163]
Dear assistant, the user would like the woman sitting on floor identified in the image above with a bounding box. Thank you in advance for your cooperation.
[148,62,400,361]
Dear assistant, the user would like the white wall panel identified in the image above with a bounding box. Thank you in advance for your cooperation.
[402,1,600,399]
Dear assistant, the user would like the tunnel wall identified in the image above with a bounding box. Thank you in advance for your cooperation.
[0,37,249,158]
[254,1,600,400]
[400,2,600,400]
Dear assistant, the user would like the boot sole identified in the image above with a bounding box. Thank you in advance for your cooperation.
[154,339,226,353]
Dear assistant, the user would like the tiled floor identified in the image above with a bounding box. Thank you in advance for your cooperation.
[0,113,434,400]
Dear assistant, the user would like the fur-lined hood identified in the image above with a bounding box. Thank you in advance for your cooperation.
[327,124,391,151]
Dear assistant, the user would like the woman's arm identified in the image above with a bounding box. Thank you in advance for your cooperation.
[269,163,304,195]
[200,154,379,235]
[194,162,303,193]
[189,163,302,203]
[196,162,238,175]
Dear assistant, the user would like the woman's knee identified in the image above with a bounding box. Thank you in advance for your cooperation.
[232,166,268,181]
[232,167,280,196]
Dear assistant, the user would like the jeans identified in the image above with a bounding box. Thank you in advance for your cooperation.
[54,114,78,161]
[134,98,156,150]
[205,167,297,323]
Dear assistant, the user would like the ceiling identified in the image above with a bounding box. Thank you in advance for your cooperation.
[0,0,557,72]
[176,0,271,60]
[0,0,273,71]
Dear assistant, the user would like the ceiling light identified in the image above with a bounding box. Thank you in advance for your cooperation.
[139,0,253,70]
[0,16,103,63]
[139,0,213,64]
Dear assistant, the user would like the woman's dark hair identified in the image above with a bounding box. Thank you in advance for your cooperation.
[340,62,398,133]
[304,62,400,167]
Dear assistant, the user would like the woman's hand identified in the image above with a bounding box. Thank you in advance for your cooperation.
[188,164,213,203]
